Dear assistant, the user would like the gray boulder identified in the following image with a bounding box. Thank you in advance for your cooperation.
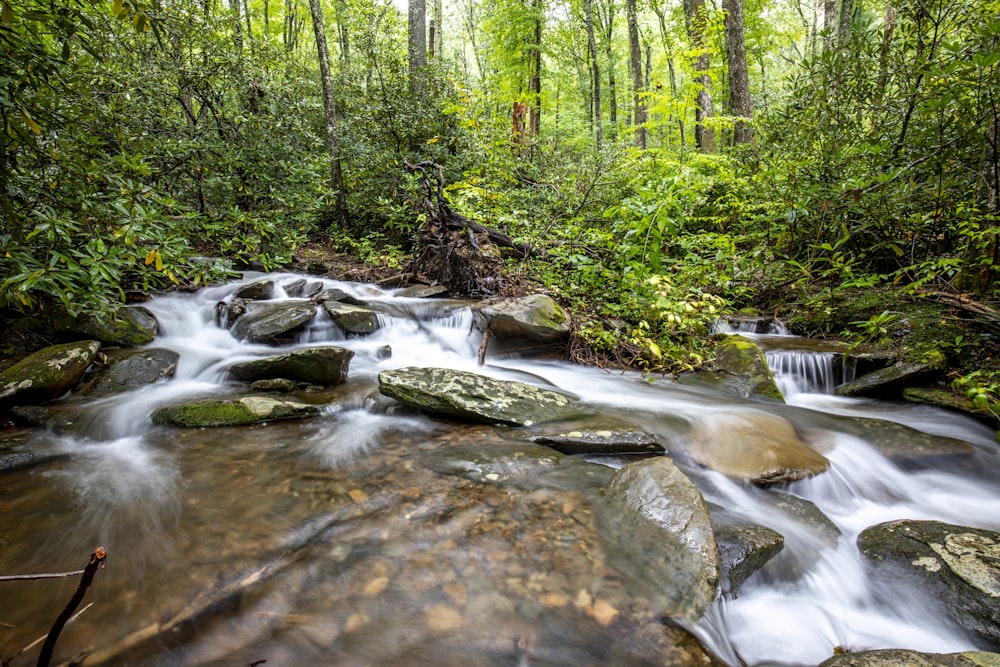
[480,294,571,342]
[322,301,382,335]
[530,427,663,455]
[0,340,100,407]
[233,279,275,301]
[230,301,317,343]
[600,457,720,623]
[151,395,319,427]
[378,366,579,426]
[686,411,829,486]
[81,347,179,397]
[837,355,945,398]
[228,346,354,387]
[709,335,784,401]
[858,520,1000,648]
[838,415,975,462]
[712,520,784,595]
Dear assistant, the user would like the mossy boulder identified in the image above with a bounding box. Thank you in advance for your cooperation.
[378,366,580,426]
[0,340,100,408]
[480,294,572,342]
[837,354,945,399]
[600,457,720,623]
[61,306,159,347]
[228,346,354,386]
[81,347,179,397]
[904,387,996,426]
[709,334,784,401]
[820,649,1000,667]
[858,520,1000,648]
[151,396,319,427]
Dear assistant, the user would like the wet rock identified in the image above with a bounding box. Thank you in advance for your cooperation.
[768,491,841,544]
[837,415,976,462]
[314,287,366,306]
[480,294,572,342]
[250,378,298,393]
[378,367,580,426]
[9,405,78,433]
[230,301,317,343]
[837,354,945,398]
[686,411,829,486]
[228,346,354,387]
[0,450,34,471]
[819,649,1000,667]
[81,348,179,397]
[858,520,1000,648]
[282,279,324,299]
[601,457,719,623]
[61,306,159,347]
[321,301,382,335]
[396,284,449,298]
[151,396,319,427]
[904,387,996,426]
[529,427,664,455]
[233,279,275,301]
[712,519,784,595]
[709,334,784,402]
[0,340,101,408]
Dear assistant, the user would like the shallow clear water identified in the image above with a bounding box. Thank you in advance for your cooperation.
[2,273,998,666]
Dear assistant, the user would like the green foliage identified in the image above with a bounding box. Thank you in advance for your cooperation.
[952,371,1000,427]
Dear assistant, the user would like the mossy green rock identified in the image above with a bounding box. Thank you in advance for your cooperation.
[601,457,719,623]
[820,649,1000,667]
[837,357,944,398]
[82,347,179,397]
[0,340,100,407]
[481,294,571,342]
[378,366,579,425]
[321,301,382,334]
[151,396,319,427]
[228,346,354,386]
[63,306,159,347]
[858,520,1000,648]
[710,334,784,402]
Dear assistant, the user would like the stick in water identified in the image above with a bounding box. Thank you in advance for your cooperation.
[36,547,107,667]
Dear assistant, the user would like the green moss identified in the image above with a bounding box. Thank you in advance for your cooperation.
[151,400,255,427]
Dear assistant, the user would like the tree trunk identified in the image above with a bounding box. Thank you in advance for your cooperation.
[838,0,853,47]
[585,0,603,148]
[601,0,617,137]
[335,0,350,69]
[823,0,838,50]
[725,0,753,144]
[408,0,427,95]
[653,5,686,147]
[433,0,443,58]
[307,0,348,222]
[626,0,645,149]
[529,0,542,137]
[683,0,716,153]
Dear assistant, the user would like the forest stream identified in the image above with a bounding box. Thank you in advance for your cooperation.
[2,272,1000,667]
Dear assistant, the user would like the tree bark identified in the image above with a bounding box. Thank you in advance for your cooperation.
[838,0,854,47]
[725,0,753,144]
[408,0,427,95]
[529,0,542,137]
[823,0,838,50]
[308,0,348,223]
[683,0,716,153]
[433,0,443,58]
[601,0,618,137]
[334,0,350,69]
[626,0,645,148]
[585,0,603,149]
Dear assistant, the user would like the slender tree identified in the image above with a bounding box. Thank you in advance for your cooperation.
[683,0,716,153]
[725,0,753,144]
[409,0,427,94]
[529,0,543,137]
[626,0,645,148]
[585,0,603,148]
[307,0,348,221]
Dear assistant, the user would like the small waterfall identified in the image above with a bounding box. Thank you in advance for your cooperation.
[766,350,855,396]
[712,317,789,336]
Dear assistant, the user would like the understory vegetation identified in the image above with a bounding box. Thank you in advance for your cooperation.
[2,0,999,415]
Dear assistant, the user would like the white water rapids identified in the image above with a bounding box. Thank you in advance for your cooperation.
[2,272,999,666]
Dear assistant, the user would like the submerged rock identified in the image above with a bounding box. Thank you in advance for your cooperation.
[529,427,664,455]
[230,301,317,343]
[81,347,179,397]
[228,346,354,387]
[709,335,784,402]
[600,457,719,623]
[378,367,580,426]
[0,340,101,408]
[151,396,319,427]
[837,415,975,462]
[480,294,572,342]
[858,520,1000,648]
[686,411,829,485]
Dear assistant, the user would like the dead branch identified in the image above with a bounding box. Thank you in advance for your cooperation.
[3,604,93,666]
[911,289,1000,331]
[0,571,85,583]
[36,548,106,667]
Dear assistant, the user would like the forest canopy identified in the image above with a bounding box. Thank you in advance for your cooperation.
[0,0,998,377]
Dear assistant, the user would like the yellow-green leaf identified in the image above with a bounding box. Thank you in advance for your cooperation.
[20,110,41,135]
[1,3,13,22]
[112,0,123,16]
[144,248,157,266]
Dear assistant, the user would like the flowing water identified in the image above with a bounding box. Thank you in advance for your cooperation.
[2,273,999,666]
